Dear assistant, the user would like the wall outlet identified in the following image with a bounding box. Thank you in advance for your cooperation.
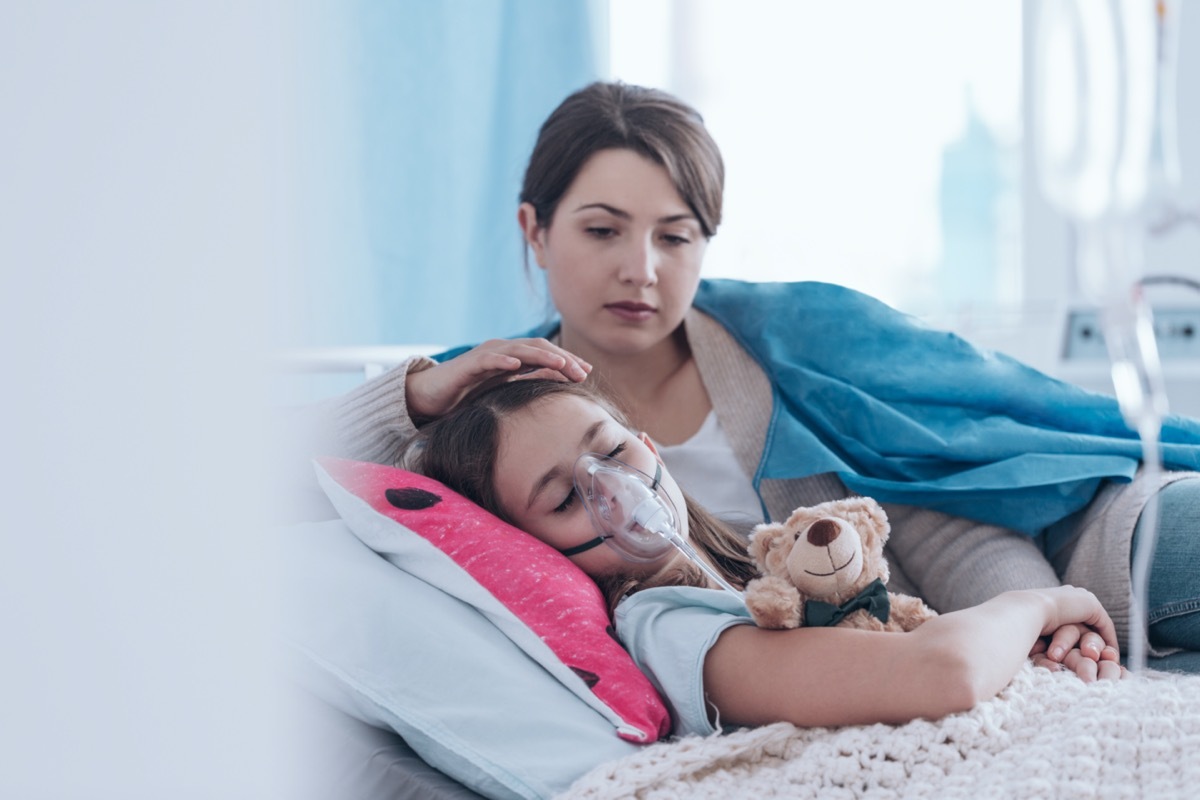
[1062,307,1200,361]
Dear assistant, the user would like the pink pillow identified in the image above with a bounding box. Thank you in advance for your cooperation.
[314,456,670,743]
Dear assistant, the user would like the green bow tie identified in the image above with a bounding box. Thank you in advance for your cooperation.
[803,578,890,627]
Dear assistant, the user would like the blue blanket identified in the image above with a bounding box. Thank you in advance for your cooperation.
[694,280,1200,534]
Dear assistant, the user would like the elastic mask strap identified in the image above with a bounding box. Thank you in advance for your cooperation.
[651,462,662,491]
[557,535,610,557]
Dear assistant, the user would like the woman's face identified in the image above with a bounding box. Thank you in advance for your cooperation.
[519,148,708,358]
[491,392,689,579]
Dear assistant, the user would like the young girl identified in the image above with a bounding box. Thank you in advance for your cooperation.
[332,81,1200,673]
[404,377,1124,735]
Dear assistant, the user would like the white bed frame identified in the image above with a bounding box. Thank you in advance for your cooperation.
[275,346,445,380]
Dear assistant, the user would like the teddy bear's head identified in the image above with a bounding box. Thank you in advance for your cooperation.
[748,496,891,604]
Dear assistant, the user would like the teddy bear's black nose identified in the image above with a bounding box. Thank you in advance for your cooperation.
[806,518,840,547]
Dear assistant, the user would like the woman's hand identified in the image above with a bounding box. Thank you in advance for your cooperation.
[1024,587,1127,682]
[1029,628,1126,681]
[406,338,592,422]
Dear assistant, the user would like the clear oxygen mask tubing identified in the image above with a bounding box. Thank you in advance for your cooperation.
[568,452,744,601]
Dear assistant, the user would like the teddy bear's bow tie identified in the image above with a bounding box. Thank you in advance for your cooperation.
[804,578,890,627]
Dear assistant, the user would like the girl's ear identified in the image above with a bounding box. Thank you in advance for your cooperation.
[638,431,660,458]
[517,203,548,269]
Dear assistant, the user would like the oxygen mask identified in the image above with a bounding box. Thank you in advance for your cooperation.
[569,452,678,562]
[565,452,744,600]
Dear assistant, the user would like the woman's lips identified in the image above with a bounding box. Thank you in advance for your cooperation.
[605,301,657,322]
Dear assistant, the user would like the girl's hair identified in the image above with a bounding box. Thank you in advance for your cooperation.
[520,81,725,239]
[407,378,757,614]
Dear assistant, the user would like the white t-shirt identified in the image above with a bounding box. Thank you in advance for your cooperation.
[657,410,765,537]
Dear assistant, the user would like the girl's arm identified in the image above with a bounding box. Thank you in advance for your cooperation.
[702,585,1118,728]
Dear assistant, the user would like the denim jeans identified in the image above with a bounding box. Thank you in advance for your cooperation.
[1133,478,1200,672]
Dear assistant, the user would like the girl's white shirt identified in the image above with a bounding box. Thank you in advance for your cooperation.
[656,410,765,538]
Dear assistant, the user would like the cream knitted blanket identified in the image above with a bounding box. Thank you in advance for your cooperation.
[559,664,1200,799]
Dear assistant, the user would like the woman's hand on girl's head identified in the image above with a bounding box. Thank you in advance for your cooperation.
[406,339,592,422]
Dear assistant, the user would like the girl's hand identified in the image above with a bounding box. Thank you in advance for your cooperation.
[406,339,592,421]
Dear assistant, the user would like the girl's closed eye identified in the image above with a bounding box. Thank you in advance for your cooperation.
[586,226,617,239]
[552,442,628,513]
[554,487,577,514]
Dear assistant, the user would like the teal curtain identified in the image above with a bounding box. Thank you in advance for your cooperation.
[289,0,604,349]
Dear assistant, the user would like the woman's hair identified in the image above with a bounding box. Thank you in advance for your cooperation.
[520,81,725,239]
[407,378,756,614]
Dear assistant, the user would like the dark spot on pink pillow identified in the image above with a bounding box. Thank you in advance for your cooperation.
[570,666,600,688]
[385,487,442,510]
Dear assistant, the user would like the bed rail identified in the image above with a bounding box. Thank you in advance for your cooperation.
[275,346,445,380]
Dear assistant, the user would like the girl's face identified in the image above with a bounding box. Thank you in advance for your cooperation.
[518,148,708,358]
[491,392,689,579]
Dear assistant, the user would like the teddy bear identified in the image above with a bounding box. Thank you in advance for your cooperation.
[744,496,937,632]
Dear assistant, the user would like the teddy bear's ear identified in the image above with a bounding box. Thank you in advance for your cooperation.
[748,523,777,564]
[748,523,791,569]
[782,505,820,531]
[840,496,890,543]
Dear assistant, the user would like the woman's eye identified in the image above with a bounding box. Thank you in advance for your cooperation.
[608,442,627,458]
[661,234,691,246]
[586,226,617,239]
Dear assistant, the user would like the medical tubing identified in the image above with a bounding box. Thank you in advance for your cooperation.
[1031,0,1177,671]
[635,491,744,599]
[1127,437,1160,673]
[1128,0,1186,668]
[1101,280,1168,673]
[669,535,745,600]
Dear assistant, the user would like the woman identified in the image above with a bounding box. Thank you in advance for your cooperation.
[407,377,1125,735]
[331,81,1200,672]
